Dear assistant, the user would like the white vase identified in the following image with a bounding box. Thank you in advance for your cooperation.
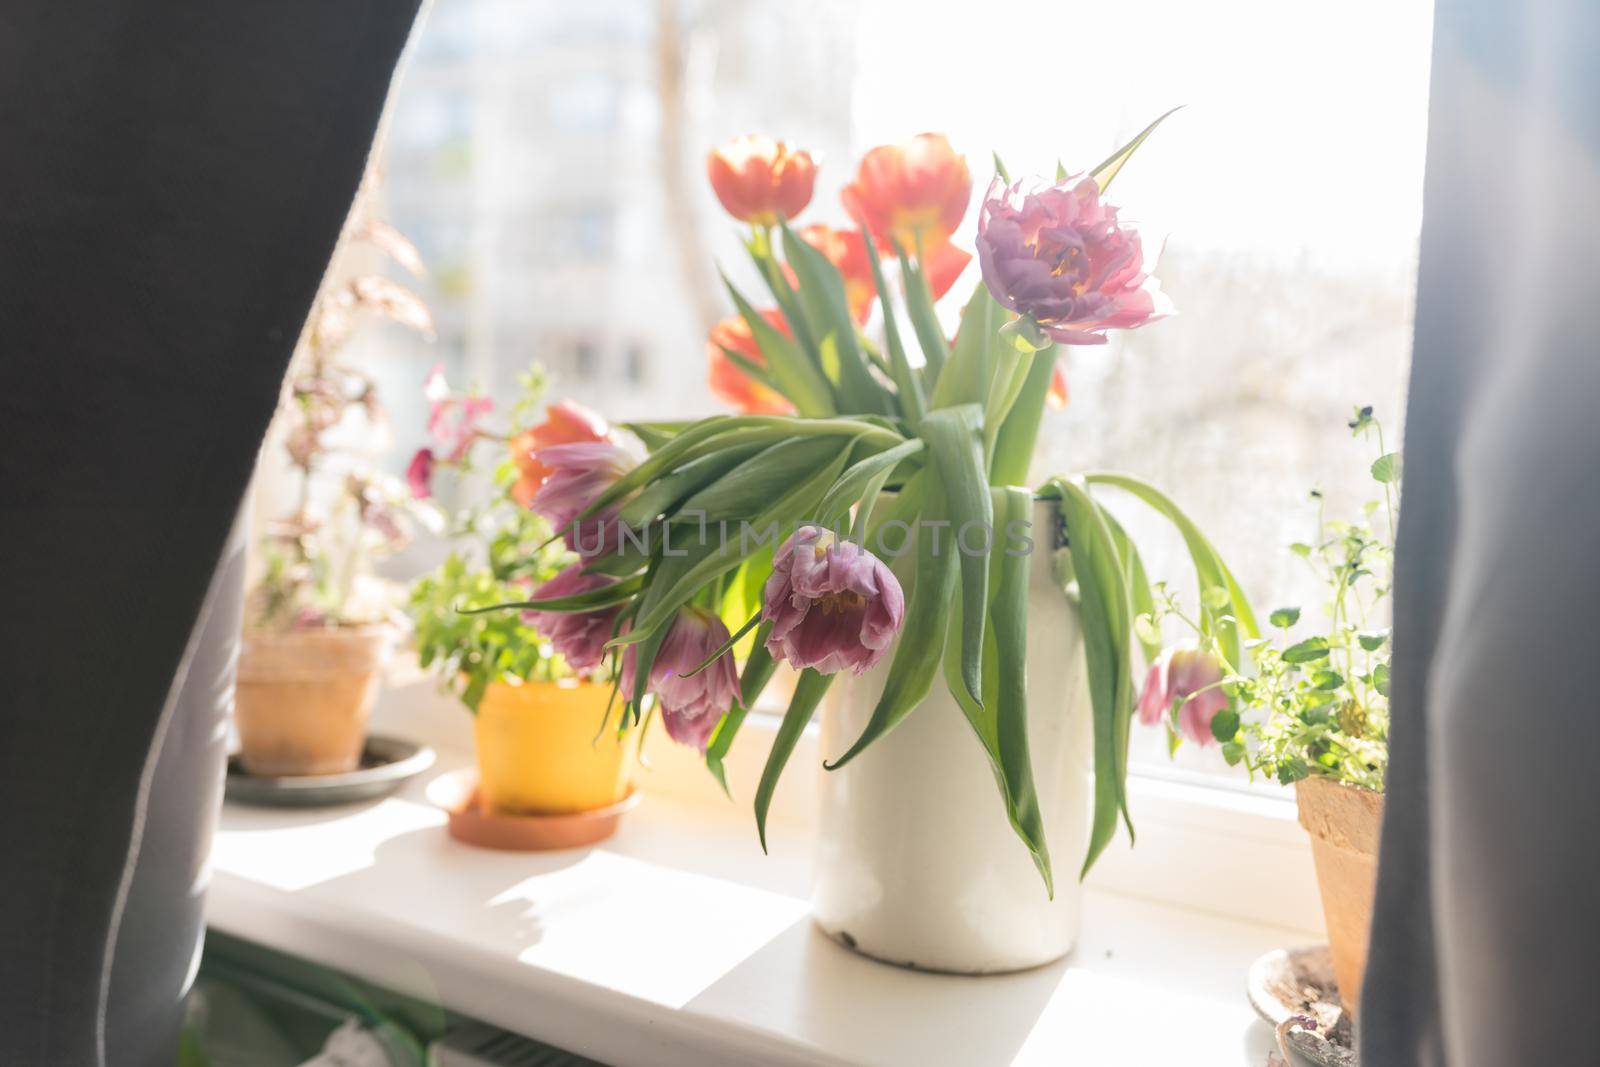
[812,500,1094,973]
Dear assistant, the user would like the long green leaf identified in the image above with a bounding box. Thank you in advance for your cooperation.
[814,438,925,532]
[860,229,925,421]
[554,415,902,549]
[1047,478,1135,877]
[1100,509,1160,664]
[457,574,644,616]
[755,669,834,850]
[1084,472,1259,666]
[617,443,768,527]
[825,473,958,769]
[722,271,837,416]
[779,222,893,416]
[940,487,1053,894]
[990,486,1051,893]
[988,346,1056,486]
[898,248,951,387]
[748,233,819,364]
[624,443,852,640]
[676,436,841,521]
[622,421,692,451]
[929,286,1002,409]
[1089,107,1182,193]
[921,404,993,706]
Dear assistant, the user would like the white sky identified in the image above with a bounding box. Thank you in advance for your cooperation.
[850,0,1436,273]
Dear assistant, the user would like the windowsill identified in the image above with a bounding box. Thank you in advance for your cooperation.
[206,680,1322,1066]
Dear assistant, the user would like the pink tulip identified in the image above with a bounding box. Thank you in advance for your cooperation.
[624,607,739,751]
[405,447,435,499]
[528,440,635,557]
[976,174,1171,345]
[424,362,494,461]
[1137,645,1228,746]
[762,526,905,675]
[523,562,620,675]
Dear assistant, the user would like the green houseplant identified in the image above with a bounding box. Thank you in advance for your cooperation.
[237,182,435,777]
[407,368,636,817]
[1138,406,1397,1013]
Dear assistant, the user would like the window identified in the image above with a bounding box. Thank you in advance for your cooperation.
[372,0,1434,786]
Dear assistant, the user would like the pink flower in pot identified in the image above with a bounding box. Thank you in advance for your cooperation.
[761,526,905,675]
[424,362,494,460]
[1137,644,1228,746]
[975,174,1170,345]
[405,447,435,499]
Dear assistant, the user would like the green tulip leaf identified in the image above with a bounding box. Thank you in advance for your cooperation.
[1089,106,1182,193]
[754,669,834,851]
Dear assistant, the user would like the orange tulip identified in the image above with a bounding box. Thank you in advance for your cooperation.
[708,311,795,415]
[800,224,876,323]
[510,400,611,509]
[707,136,817,226]
[841,133,972,258]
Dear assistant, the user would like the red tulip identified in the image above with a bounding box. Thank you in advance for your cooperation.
[841,133,972,258]
[707,135,817,226]
[707,312,796,415]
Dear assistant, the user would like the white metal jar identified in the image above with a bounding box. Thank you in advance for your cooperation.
[812,500,1093,973]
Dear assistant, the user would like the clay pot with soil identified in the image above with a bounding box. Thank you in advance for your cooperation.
[235,627,392,776]
[1295,775,1385,1018]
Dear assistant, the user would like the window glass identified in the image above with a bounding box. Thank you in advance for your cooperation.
[373,0,1433,784]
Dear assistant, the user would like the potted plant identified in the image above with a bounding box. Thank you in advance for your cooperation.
[480,119,1254,972]
[1138,406,1396,1014]
[407,370,636,818]
[238,183,436,777]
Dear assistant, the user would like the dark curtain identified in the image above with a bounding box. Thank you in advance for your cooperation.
[1363,0,1600,1063]
[0,3,421,1065]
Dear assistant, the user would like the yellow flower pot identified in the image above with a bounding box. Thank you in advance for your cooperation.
[472,680,634,815]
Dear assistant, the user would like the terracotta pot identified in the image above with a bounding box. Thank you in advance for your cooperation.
[472,680,635,815]
[1295,775,1385,1018]
[235,627,391,776]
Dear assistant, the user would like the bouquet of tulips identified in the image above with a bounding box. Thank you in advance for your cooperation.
[493,115,1256,886]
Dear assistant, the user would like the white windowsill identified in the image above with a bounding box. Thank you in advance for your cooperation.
[206,678,1323,1066]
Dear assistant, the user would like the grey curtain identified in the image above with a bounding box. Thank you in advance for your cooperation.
[1362,0,1600,1063]
[0,4,421,1065]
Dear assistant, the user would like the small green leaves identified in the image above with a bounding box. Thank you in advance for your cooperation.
[1269,606,1301,629]
[1371,452,1402,484]
[1310,668,1345,690]
[1210,707,1241,743]
[1276,758,1310,785]
[1358,630,1389,652]
[1281,636,1331,664]
[1373,661,1391,697]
